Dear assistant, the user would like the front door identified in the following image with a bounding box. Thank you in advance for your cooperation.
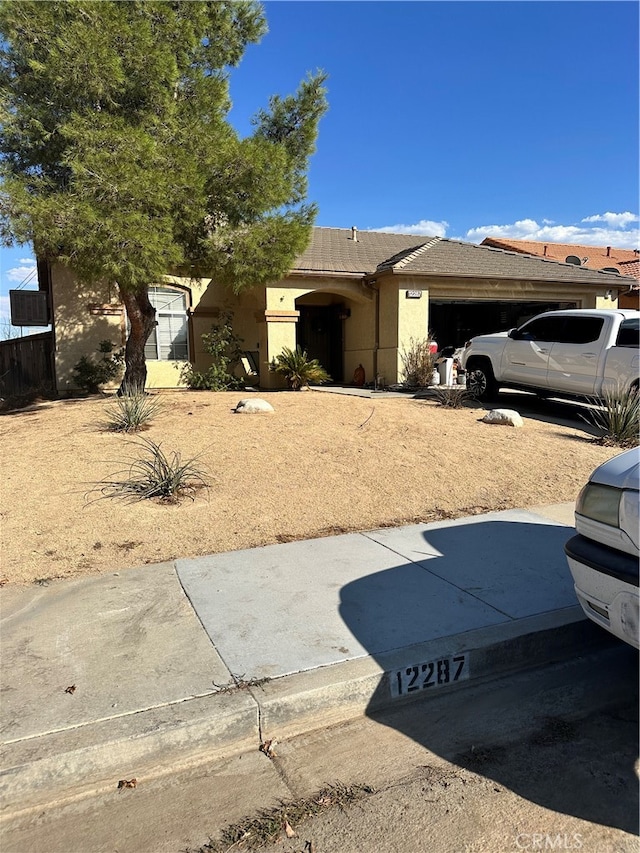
[297,305,343,383]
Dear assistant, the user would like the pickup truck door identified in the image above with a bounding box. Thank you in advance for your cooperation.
[546,316,606,395]
[500,315,566,387]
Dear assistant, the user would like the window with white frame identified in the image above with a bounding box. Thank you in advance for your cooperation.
[144,287,189,361]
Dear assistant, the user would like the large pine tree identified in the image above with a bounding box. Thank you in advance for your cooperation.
[0,1,327,391]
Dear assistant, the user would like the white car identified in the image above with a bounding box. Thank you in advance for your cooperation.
[565,448,639,648]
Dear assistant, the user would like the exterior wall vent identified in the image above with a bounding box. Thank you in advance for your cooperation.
[9,289,50,326]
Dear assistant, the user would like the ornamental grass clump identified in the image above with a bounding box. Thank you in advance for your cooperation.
[585,385,639,448]
[102,393,164,433]
[93,438,209,504]
[273,346,331,390]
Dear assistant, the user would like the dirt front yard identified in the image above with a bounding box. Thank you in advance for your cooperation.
[0,390,620,586]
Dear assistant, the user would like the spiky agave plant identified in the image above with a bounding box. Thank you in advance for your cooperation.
[273,346,331,390]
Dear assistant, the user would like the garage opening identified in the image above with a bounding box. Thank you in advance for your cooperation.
[429,300,578,350]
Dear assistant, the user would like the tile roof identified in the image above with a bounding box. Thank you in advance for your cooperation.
[480,237,639,276]
[293,227,426,275]
[618,258,640,280]
[292,227,626,285]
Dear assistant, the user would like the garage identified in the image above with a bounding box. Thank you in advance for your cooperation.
[428,299,578,351]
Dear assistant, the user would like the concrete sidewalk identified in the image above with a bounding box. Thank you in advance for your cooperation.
[0,502,614,816]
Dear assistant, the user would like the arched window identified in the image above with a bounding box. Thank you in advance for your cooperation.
[144,287,189,361]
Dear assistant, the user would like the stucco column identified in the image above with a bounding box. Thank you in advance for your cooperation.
[256,308,300,388]
[377,283,429,384]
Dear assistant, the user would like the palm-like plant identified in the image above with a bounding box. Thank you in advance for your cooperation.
[273,346,331,390]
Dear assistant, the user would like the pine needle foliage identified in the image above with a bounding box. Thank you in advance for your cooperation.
[0,2,328,392]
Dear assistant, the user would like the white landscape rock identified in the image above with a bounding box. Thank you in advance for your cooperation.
[481,408,524,428]
[233,398,275,414]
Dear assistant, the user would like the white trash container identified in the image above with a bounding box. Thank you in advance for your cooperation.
[438,358,454,387]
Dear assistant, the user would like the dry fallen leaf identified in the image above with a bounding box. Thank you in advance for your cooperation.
[259,738,277,758]
[284,820,296,838]
[64,685,76,694]
[117,778,137,789]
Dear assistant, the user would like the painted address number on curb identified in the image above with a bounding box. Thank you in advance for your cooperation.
[391,653,469,698]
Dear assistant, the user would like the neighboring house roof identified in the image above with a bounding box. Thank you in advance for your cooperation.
[292,227,626,285]
[479,237,639,276]
[618,258,640,282]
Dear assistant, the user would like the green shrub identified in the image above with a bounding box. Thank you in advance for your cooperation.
[585,385,639,447]
[272,346,331,390]
[93,438,209,503]
[72,340,124,393]
[180,311,245,391]
[400,336,437,388]
[102,393,164,433]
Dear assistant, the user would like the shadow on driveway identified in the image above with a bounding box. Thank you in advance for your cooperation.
[339,519,639,835]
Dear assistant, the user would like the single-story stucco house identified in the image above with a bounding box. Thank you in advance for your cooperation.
[34,226,631,392]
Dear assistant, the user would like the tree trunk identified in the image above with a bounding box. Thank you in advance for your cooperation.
[119,287,156,395]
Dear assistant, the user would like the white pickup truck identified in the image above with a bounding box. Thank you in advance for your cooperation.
[460,309,639,401]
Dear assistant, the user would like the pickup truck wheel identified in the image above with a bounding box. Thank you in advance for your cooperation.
[467,361,498,400]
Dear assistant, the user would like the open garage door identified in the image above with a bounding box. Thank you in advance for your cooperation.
[429,300,578,351]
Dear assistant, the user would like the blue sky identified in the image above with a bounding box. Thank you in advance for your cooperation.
[1,0,638,334]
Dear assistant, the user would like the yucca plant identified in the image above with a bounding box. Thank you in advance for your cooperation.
[102,393,164,433]
[273,346,331,390]
[584,385,639,447]
[432,385,473,409]
[93,438,209,503]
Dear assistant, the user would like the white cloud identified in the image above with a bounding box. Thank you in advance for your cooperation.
[581,211,639,228]
[464,214,640,249]
[373,219,449,237]
[6,261,37,284]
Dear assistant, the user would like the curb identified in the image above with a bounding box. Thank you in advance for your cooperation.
[0,606,614,818]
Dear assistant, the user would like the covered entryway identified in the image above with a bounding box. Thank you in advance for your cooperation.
[428,300,578,350]
[296,303,345,383]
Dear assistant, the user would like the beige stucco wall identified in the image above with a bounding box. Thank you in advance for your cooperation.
[425,276,620,308]
[376,278,429,384]
[50,264,269,391]
[51,259,622,394]
[50,263,126,392]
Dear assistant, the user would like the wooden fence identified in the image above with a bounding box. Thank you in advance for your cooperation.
[0,332,55,397]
